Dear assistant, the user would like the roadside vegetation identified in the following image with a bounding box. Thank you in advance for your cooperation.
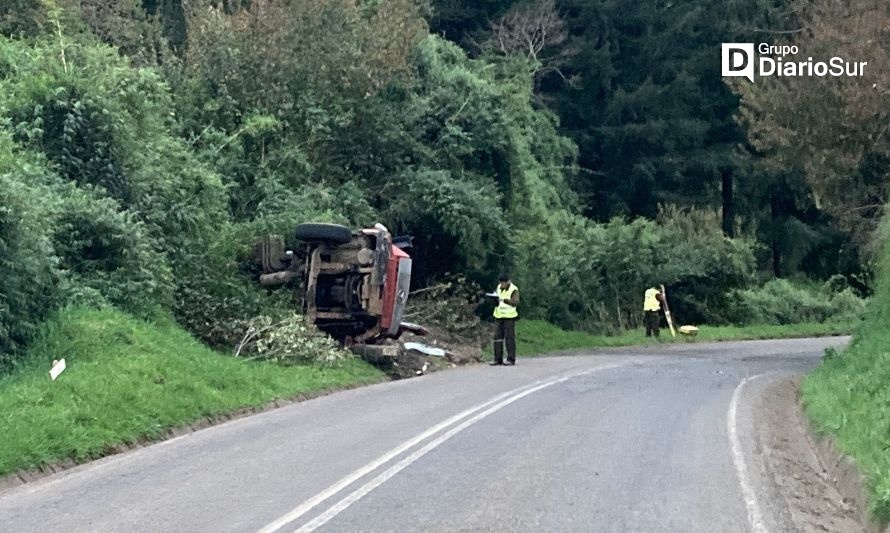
[803,220,890,522]
[0,307,384,477]
[0,0,885,500]
[0,1,876,375]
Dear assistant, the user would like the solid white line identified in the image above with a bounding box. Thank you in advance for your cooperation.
[259,364,621,533]
[255,375,561,533]
[728,374,769,533]
[293,365,621,533]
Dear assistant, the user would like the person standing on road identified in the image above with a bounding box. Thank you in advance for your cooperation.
[643,286,665,338]
[491,274,520,366]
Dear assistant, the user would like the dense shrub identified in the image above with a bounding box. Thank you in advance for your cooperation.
[173,273,296,350]
[0,36,227,269]
[727,278,866,325]
[171,216,325,350]
[514,207,757,332]
[0,128,177,372]
[0,161,59,370]
[53,191,173,314]
[0,36,224,364]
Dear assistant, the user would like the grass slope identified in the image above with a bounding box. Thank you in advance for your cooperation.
[804,246,890,522]
[0,308,384,477]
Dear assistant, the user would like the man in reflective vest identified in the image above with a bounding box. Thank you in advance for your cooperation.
[491,274,520,366]
[643,286,665,337]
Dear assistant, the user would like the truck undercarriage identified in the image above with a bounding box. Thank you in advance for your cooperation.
[255,223,416,344]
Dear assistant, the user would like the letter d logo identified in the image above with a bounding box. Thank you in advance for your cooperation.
[722,43,755,83]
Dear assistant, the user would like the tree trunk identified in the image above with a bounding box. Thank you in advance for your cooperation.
[771,191,782,278]
[721,169,735,238]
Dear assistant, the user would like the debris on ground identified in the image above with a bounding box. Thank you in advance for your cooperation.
[49,359,66,381]
[353,324,484,379]
[678,325,699,336]
[349,344,399,360]
[403,342,446,357]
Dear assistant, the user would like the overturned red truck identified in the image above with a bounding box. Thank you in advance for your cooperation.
[255,223,421,344]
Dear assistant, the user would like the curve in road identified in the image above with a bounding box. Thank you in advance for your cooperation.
[0,337,851,533]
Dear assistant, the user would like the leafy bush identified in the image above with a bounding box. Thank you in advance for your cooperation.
[53,191,173,315]
[234,313,349,366]
[0,36,233,351]
[173,273,295,350]
[0,36,227,270]
[0,128,175,372]
[0,160,59,370]
[386,169,511,283]
[727,278,867,325]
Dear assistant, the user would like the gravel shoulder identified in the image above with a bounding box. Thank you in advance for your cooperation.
[748,375,864,533]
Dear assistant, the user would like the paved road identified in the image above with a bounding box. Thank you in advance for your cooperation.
[0,337,848,533]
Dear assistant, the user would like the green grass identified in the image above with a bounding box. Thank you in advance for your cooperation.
[803,281,890,522]
[501,319,855,357]
[681,321,854,342]
[0,307,385,477]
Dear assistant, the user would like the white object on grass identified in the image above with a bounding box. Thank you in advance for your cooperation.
[49,359,66,381]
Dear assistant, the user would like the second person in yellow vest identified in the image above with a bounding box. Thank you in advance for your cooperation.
[643,287,664,338]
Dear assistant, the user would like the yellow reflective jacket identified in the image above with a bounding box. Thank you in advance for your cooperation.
[494,284,519,319]
[644,288,661,312]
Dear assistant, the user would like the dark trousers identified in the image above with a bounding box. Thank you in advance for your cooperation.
[645,310,661,337]
[493,318,517,363]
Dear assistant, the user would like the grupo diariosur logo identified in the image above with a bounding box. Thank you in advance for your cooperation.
[722,43,868,83]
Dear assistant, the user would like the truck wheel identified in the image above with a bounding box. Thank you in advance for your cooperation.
[295,223,352,244]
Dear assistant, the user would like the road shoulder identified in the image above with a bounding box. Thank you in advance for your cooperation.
[750,375,868,532]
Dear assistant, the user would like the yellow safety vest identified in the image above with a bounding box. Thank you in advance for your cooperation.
[493,284,519,319]
[644,288,661,312]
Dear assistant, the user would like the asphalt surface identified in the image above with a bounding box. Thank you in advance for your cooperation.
[0,337,849,533]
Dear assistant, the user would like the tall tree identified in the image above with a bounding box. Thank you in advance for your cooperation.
[478,0,577,98]
[736,0,890,260]
[542,0,752,223]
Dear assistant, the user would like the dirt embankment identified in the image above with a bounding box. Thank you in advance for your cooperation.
[756,377,888,533]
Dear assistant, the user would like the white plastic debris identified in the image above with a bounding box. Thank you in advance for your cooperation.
[49,359,66,381]
[404,342,446,357]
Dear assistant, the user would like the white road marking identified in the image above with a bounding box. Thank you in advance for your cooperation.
[255,378,545,533]
[728,374,769,533]
[259,364,623,533]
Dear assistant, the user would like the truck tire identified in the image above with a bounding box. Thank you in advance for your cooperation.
[295,223,352,244]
